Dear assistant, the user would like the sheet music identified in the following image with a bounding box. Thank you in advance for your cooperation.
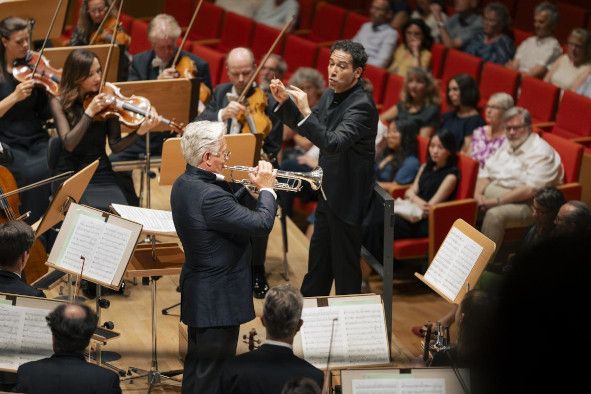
[0,305,53,371]
[423,227,483,300]
[352,378,445,394]
[111,204,176,235]
[300,304,389,368]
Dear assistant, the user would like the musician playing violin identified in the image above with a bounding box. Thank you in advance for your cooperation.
[0,17,51,223]
[110,14,211,163]
[70,0,131,80]
[49,49,159,211]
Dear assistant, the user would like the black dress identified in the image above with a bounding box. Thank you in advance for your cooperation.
[0,71,51,222]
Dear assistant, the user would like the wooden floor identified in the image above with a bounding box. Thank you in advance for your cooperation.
[45,174,451,393]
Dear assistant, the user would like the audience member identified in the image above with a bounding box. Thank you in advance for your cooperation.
[219,285,323,394]
[441,74,485,150]
[387,18,433,78]
[380,67,440,138]
[393,128,459,239]
[522,186,565,246]
[352,0,398,68]
[388,0,411,30]
[506,1,561,79]
[553,200,591,238]
[215,0,259,18]
[463,92,513,166]
[258,54,287,93]
[281,377,321,394]
[475,107,563,247]
[15,303,121,394]
[253,0,299,29]
[464,2,515,64]
[544,28,591,90]
[411,0,447,42]
[434,0,483,50]
[0,220,45,298]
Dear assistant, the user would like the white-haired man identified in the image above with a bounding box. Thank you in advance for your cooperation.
[171,121,278,394]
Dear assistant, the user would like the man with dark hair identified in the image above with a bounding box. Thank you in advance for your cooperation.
[15,303,121,394]
[219,285,323,393]
[554,200,591,238]
[270,40,378,296]
[352,0,398,67]
[0,220,44,298]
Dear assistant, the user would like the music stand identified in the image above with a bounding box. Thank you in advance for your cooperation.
[43,44,120,83]
[0,0,67,41]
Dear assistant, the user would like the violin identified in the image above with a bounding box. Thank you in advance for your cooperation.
[175,55,212,104]
[90,16,130,46]
[235,86,272,137]
[83,82,185,134]
[0,166,48,284]
[12,51,62,96]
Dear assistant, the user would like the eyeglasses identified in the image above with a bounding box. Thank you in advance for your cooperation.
[211,150,231,160]
[505,124,527,131]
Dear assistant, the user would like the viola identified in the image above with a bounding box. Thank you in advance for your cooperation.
[0,166,48,284]
[83,82,185,134]
[235,86,272,137]
[175,55,212,104]
[12,51,62,96]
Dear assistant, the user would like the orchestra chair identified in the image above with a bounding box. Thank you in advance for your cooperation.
[364,64,388,107]
[195,12,255,54]
[187,1,225,42]
[439,49,483,112]
[478,62,520,111]
[381,73,404,112]
[251,23,285,62]
[300,2,347,46]
[391,153,479,264]
[341,11,369,40]
[128,18,150,55]
[282,34,318,73]
[191,43,226,87]
[430,43,447,79]
[516,75,560,125]
[546,91,591,153]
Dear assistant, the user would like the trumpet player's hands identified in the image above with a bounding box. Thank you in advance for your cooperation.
[269,78,289,104]
[11,80,35,103]
[249,160,277,190]
[221,101,245,121]
[285,85,311,117]
[158,67,179,80]
[84,93,113,117]
[137,107,160,136]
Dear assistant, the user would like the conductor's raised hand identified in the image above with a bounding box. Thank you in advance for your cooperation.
[137,107,161,135]
[269,78,289,104]
[249,160,277,190]
[285,85,311,117]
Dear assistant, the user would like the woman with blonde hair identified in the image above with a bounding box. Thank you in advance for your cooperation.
[545,28,591,90]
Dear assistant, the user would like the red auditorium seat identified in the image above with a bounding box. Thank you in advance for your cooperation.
[191,43,226,86]
[393,154,479,262]
[282,34,318,72]
[512,28,533,48]
[315,46,331,75]
[516,76,560,124]
[305,2,347,44]
[440,49,483,85]
[381,73,404,111]
[164,0,194,27]
[297,0,319,31]
[203,12,255,54]
[542,132,583,200]
[550,91,591,144]
[187,2,224,41]
[251,23,285,61]
[478,62,520,109]
[342,12,369,40]
[128,19,150,55]
[364,65,388,106]
[430,43,447,79]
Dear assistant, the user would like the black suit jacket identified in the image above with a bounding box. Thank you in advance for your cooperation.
[196,83,283,158]
[128,49,212,89]
[0,270,45,298]
[219,344,324,394]
[275,82,378,225]
[15,352,121,394]
[171,165,277,328]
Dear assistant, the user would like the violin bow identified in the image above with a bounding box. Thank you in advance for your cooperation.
[99,0,124,92]
[89,0,119,45]
[236,15,295,104]
[171,0,205,69]
[31,0,66,77]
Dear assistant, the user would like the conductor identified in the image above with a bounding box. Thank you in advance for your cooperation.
[170,120,278,394]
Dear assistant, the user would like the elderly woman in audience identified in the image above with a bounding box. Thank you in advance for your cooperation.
[387,19,433,79]
[464,2,515,65]
[544,28,591,90]
[463,92,513,167]
[411,0,447,42]
[441,74,485,151]
[379,67,440,139]
[506,1,561,79]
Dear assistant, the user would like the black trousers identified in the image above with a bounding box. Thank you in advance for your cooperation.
[301,199,362,296]
[182,325,239,394]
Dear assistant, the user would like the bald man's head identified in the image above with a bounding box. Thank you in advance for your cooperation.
[226,47,256,95]
[554,201,591,238]
[47,302,98,353]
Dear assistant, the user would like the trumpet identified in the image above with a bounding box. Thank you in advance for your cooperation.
[223,165,325,198]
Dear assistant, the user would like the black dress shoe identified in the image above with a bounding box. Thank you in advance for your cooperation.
[252,272,269,299]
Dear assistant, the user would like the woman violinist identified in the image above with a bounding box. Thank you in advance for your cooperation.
[70,0,131,80]
[49,49,159,211]
[0,17,52,223]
